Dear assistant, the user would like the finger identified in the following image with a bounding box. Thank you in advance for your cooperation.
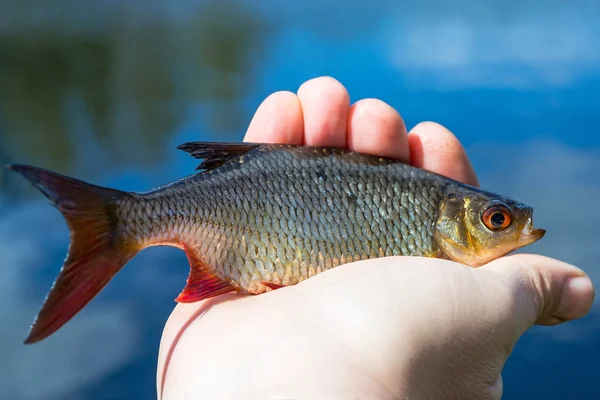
[408,122,479,186]
[483,254,595,334]
[244,91,304,144]
[347,99,409,162]
[297,76,350,147]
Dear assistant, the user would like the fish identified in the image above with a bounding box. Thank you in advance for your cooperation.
[7,142,545,344]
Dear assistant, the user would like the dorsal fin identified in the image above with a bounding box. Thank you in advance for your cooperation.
[177,141,261,170]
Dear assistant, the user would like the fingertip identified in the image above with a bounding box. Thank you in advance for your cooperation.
[347,99,409,162]
[408,121,479,186]
[554,275,596,325]
[244,91,303,144]
[483,254,595,328]
[297,76,350,147]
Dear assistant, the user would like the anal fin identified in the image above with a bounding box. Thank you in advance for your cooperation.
[176,244,235,303]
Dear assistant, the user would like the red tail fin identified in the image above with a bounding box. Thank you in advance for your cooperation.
[7,164,139,344]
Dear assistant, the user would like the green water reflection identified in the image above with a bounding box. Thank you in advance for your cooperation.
[0,0,270,192]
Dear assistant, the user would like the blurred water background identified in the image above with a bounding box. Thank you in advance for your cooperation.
[0,1,599,399]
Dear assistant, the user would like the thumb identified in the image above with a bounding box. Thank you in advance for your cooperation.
[482,254,595,337]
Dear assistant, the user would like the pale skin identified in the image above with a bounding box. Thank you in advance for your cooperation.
[157,77,595,399]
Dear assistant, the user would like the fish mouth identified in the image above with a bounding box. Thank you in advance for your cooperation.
[518,213,546,246]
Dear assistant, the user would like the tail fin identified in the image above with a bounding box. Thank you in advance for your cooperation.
[7,164,139,344]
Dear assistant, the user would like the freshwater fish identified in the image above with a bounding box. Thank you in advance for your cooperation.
[8,142,545,343]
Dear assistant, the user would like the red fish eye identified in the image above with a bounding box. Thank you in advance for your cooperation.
[482,205,512,231]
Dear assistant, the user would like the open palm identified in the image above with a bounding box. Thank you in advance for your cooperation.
[157,77,594,399]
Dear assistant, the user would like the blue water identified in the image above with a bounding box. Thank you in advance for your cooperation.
[1,1,599,399]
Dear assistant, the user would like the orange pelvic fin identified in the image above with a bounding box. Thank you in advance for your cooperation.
[7,164,138,344]
[261,282,286,291]
[175,244,236,303]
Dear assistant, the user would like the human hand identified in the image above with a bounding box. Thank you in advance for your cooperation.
[157,77,595,399]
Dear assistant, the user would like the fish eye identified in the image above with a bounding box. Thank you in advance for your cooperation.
[482,204,512,231]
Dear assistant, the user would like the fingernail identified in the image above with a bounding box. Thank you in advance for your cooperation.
[556,276,595,321]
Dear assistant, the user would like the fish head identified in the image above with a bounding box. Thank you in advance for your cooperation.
[433,187,545,267]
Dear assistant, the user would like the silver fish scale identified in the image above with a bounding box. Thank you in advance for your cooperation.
[120,146,449,293]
